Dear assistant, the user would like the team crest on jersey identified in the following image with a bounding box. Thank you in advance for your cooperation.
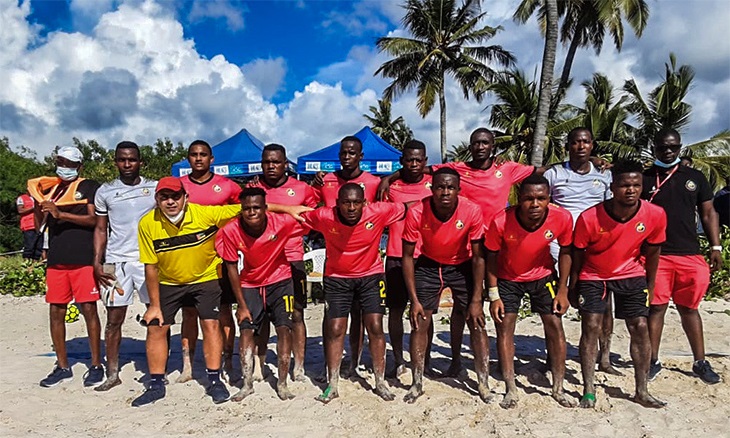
[213,184,222,193]
[142,188,151,196]
[425,181,432,189]
[685,180,697,191]
[287,188,296,197]
[598,227,607,234]
[359,182,366,190]
[544,230,554,240]
[269,234,278,241]
[328,227,339,235]
[635,222,646,233]
[592,179,601,187]
[365,221,374,230]
[455,220,464,229]
[494,170,503,179]
[74,191,83,200]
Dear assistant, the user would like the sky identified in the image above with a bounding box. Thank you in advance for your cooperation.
[1,0,729,164]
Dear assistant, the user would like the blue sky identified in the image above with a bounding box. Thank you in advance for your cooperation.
[2,0,729,163]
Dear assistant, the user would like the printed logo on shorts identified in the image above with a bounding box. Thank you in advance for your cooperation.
[685,180,697,191]
[287,188,296,197]
[365,221,374,230]
[455,219,464,229]
[578,295,585,306]
[635,222,646,233]
[74,191,83,200]
[494,170,503,179]
[213,184,222,193]
[142,188,151,196]
[544,229,554,240]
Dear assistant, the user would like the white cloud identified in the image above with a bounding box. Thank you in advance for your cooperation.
[241,57,287,99]
[321,1,390,36]
[188,0,245,31]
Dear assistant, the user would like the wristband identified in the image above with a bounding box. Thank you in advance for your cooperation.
[488,287,500,302]
[711,246,722,252]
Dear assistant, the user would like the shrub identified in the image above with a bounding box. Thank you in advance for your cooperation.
[700,226,730,300]
[0,256,46,297]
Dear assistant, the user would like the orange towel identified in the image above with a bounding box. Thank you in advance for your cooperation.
[27,176,88,206]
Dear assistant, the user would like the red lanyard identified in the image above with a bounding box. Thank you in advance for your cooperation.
[649,166,678,203]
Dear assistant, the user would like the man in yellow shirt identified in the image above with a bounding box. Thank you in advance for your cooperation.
[133,177,240,407]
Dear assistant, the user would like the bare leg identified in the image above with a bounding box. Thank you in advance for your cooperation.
[495,313,518,409]
[364,313,394,401]
[424,320,435,377]
[648,303,668,364]
[253,321,270,381]
[274,325,294,400]
[315,317,347,404]
[96,306,127,391]
[219,303,235,380]
[625,316,665,408]
[404,310,434,403]
[541,313,576,408]
[468,316,492,403]
[232,329,255,401]
[199,319,223,371]
[347,302,364,377]
[49,304,68,368]
[579,313,602,408]
[387,305,407,377]
[291,307,307,382]
[676,305,706,362]
[598,295,622,375]
[178,306,199,383]
[79,302,102,367]
[446,308,465,377]
[146,324,171,374]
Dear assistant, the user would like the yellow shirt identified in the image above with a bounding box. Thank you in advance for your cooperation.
[138,203,240,285]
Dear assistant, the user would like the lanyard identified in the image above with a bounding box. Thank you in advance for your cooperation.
[649,165,679,203]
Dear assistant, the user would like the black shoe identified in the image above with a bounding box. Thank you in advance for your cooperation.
[207,380,230,404]
[40,366,73,387]
[83,365,105,387]
[693,360,721,384]
[648,360,662,382]
[131,382,166,407]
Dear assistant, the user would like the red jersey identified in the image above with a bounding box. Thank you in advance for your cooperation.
[315,171,381,207]
[403,196,484,265]
[180,174,241,206]
[435,161,534,225]
[16,194,35,231]
[384,176,433,258]
[574,201,667,281]
[215,213,307,287]
[485,205,573,282]
[301,202,406,278]
[248,177,318,262]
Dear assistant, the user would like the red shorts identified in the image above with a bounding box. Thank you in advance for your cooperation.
[652,255,710,309]
[46,265,100,304]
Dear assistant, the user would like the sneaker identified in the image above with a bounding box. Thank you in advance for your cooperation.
[693,360,721,384]
[83,365,105,387]
[131,382,166,407]
[648,360,662,382]
[206,380,230,404]
[40,366,73,387]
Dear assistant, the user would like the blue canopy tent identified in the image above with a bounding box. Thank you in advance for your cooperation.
[171,129,294,177]
[296,126,402,175]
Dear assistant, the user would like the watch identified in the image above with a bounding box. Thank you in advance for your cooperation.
[710,246,722,251]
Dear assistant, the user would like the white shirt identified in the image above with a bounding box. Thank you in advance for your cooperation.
[544,162,612,224]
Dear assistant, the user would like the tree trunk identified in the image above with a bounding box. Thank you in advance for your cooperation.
[439,87,447,163]
[531,0,558,167]
[559,33,581,93]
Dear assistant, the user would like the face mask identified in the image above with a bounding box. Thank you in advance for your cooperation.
[654,157,681,168]
[56,166,79,181]
[161,199,186,224]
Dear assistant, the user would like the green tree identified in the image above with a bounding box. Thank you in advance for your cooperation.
[515,0,649,91]
[363,99,414,150]
[140,139,187,180]
[531,0,559,166]
[445,141,472,162]
[375,0,515,163]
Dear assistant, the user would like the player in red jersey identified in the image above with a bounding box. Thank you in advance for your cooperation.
[248,144,318,382]
[301,183,406,403]
[383,140,433,378]
[215,188,310,401]
[178,140,242,383]
[402,168,491,403]
[485,175,575,409]
[572,161,667,409]
[313,136,382,378]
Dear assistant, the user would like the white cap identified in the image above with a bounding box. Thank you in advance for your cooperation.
[56,146,83,163]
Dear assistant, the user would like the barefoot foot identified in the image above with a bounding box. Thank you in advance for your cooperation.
[231,386,254,402]
[292,367,306,382]
[552,391,577,408]
[478,383,494,404]
[403,385,424,404]
[634,393,666,408]
[598,363,624,376]
[374,383,395,401]
[176,367,193,384]
[94,376,122,392]
[314,386,339,404]
[579,393,596,408]
[277,385,295,400]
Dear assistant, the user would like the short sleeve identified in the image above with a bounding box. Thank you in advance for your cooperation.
[646,208,667,245]
[303,185,319,208]
[94,188,108,216]
[696,172,714,205]
[377,202,407,226]
[509,162,535,184]
[300,208,326,232]
[209,204,241,227]
[556,211,573,246]
[215,225,240,263]
[228,181,243,205]
[484,217,502,252]
[467,205,485,241]
[603,171,613,200]
[138,219,158,265]
[80,180,100,204]
[281,214,310,237]
[402,207,420,243]
[573,213,590,249]
[543,166,557,188]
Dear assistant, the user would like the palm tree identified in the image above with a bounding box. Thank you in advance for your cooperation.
[445,141,472,162]
[375,0,515,163]
[624,54,730,189]
[363,99,414,150]
[531,0,559,166]
[514,0,649,91]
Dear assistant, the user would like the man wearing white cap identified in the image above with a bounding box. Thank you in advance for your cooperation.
[29,146,104,388]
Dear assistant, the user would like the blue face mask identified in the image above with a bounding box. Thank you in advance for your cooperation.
[56,166,79,181]
[654,157,681,168]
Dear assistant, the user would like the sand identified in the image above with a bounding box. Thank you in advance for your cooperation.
[1,295,729,437]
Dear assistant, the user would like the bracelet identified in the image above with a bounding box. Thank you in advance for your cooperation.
[488,286,500,302]
[711,246,722,252]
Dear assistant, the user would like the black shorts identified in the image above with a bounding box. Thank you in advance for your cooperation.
[290,261,307,310]
[323,273,386,319]
[498,274,556,315]
[239,278,294,333]
[414,256,474,312]
[159,279,222,325]
[219,270,236,306]
[385,257,408,309]
[578,276,649,319]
